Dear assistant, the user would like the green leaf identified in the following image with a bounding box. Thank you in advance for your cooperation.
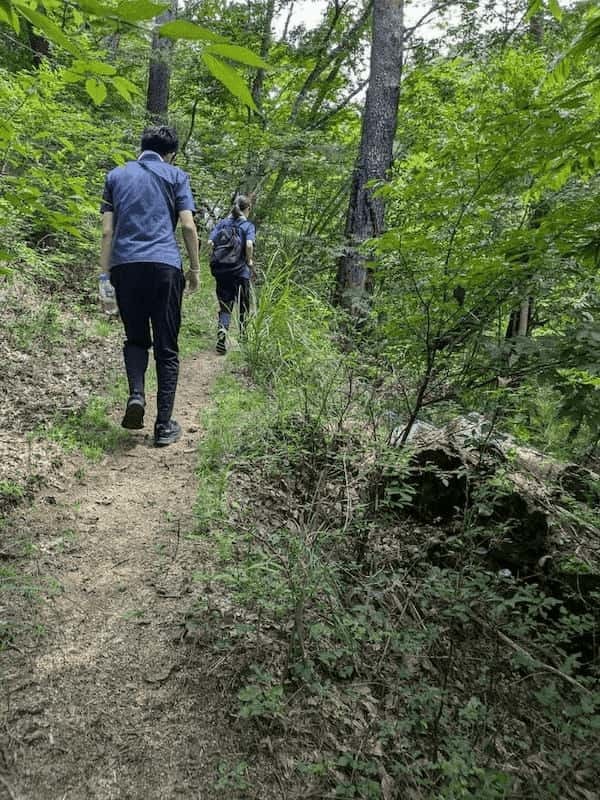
[115,0,169,21]
[117,75,140,93]
[111,75,139,101]
[202,52,257,111]
[548,0,562,22]
[0,0,20,32]
[74,0,118,16]
[204,43,269,68]
[158,19,227,42]
[525,0,543,21]
[112,75,141,100]
[557,16,600,65]
[73,59,117,76]
[14,4,80,55]
[0,119,14,142]
[85,77,107,105]
[62,69,85,83]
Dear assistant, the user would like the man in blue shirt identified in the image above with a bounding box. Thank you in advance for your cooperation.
[100,125,200,446]
[207,195,255,355]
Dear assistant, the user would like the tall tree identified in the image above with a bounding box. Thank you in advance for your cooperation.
[505,13,544,347]
[254,0,372,220]
[146,5,175,121]
[27,23,50,67]
[335,0,404,307]
[251,0,275,110]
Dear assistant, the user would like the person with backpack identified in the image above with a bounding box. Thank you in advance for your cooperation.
[207,195,255,355]
[100,125,200,447]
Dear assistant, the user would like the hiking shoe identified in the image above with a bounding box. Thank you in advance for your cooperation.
[121,394,145,430]
[216,328,227,355]
[154,419,182,447]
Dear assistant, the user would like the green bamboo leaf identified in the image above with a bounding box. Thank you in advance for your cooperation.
[15,4,80,55]
[204,43,269,68]
[73,59,117,76]
[202,53,257,111]
[85,77,107,105]
[158,19,227,42]
[116,0,169,21]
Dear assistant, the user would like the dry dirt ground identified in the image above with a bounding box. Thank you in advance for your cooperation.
[0,281,123,503]
[0,351,267,800]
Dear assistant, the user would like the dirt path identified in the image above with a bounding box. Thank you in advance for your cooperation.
[0,352,249,800]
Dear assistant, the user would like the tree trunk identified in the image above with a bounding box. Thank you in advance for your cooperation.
[529,12,544,44]
[504,14,544,341]
[335,0,404,308]
[27,23,50,67]
[281,0,294,42]
[146,6,175,123]
[252,0,276,110]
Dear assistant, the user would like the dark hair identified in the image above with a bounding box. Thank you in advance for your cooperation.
[140,125,178,157]
[231,194,251,219]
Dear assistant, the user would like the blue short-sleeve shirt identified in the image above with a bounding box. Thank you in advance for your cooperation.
[101,152,196,269]
[209,215,256,279]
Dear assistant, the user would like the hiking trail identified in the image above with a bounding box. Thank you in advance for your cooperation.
[0,351,252,800]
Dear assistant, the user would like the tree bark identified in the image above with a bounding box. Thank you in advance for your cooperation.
[146,6,175,123]
[335,0,404,308]
[252,0,276,110]
[281,1,294,42]
[27,23,50,67]
[529,12,544,44]
[504,15,544,341]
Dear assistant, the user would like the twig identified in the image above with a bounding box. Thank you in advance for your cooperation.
[471,613,592,695]
[205,655,227,676]
[3,643,25,655]
[0,773,21,800]
[342,454,353,534]
[172,519,180,564]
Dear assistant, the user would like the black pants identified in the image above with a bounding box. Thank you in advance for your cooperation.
[111,263,185,425]
[216,275,250,331]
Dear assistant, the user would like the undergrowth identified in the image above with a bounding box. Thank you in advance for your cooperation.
[190,267,600,799]
[43,396,131,460]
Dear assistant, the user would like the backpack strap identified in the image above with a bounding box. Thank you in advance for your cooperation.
[218,217,247,248]
[136,161,177,229]
[230,217,246,241]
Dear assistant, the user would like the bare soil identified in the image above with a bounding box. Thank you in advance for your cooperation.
[0,351,264,800]
[0,281,122,503]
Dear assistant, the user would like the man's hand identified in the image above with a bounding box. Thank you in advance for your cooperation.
[186,269,200,293]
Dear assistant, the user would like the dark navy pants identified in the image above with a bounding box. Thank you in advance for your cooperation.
[111,262,185,425]
[215,275,250,331]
